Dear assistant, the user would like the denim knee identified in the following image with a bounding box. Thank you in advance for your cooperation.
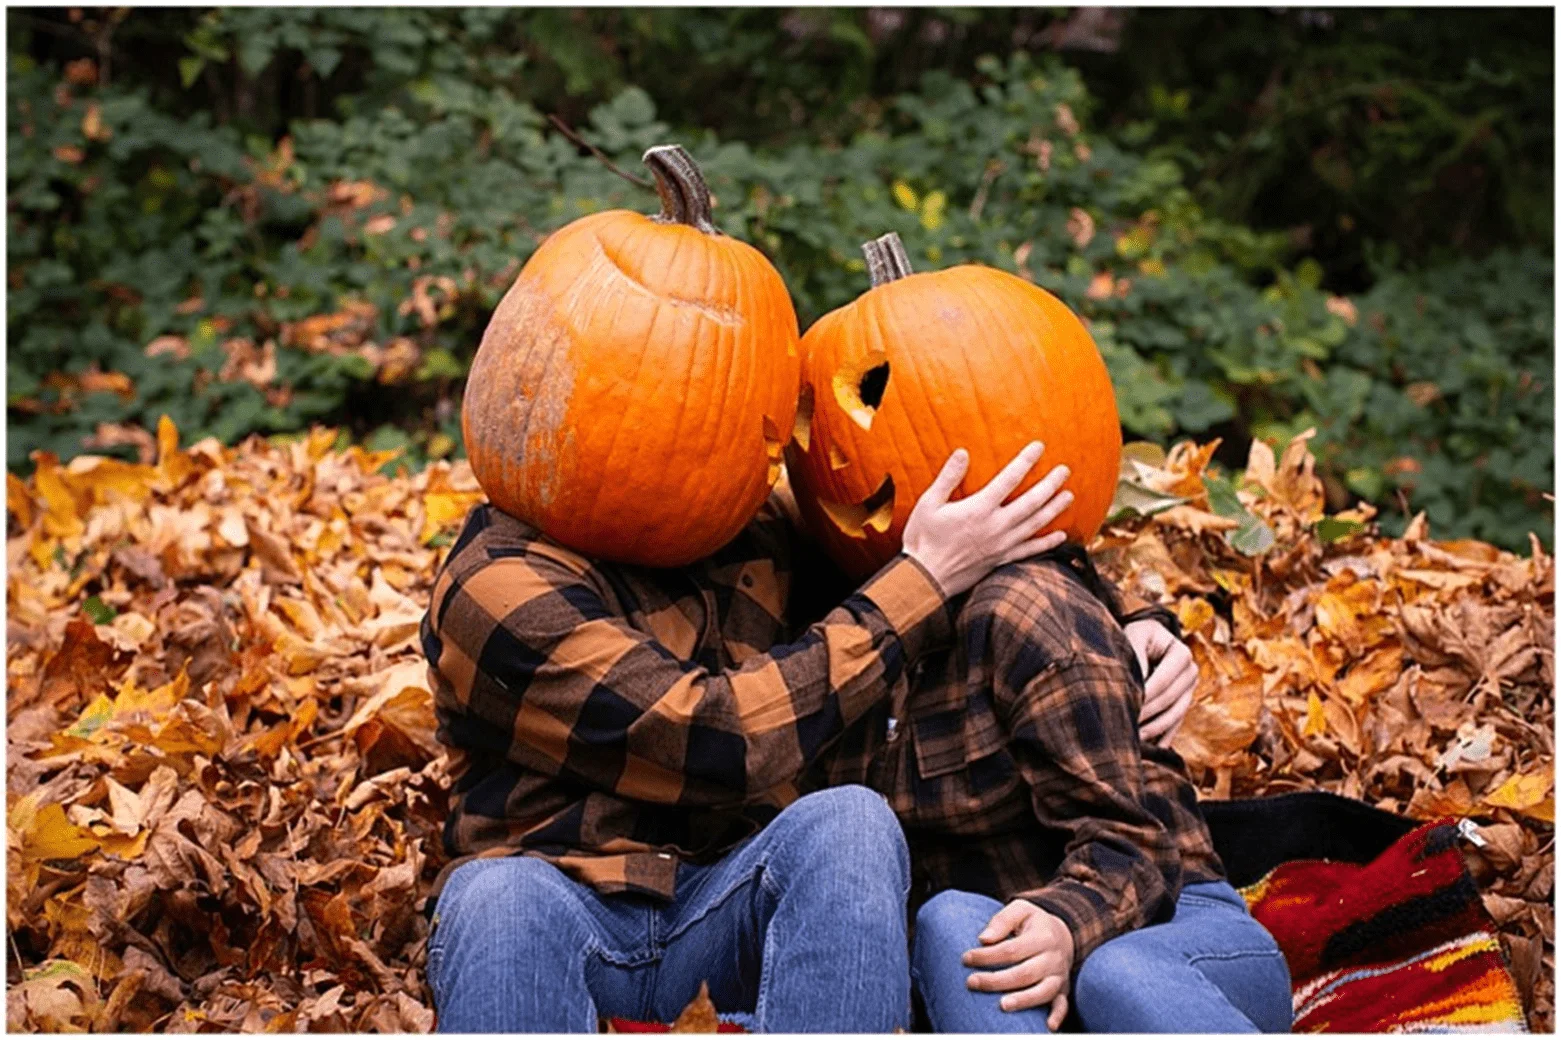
[767,786,910,902]
[915,889,998,944]
[1073,938,1159,1012]
[428,857,588,1002]
[913,889,1007,984]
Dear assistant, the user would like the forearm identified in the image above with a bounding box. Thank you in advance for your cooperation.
[1019,825,1181,968]
[1006,655,1183,969]
[432,550,951,804]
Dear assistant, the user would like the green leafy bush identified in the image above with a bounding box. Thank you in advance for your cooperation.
[6,16,1552,550]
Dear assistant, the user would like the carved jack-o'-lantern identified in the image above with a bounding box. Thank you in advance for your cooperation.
[463,145,801,567]
[787,232,1122,579]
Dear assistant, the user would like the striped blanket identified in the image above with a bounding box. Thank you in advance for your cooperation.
[1242,818,1526,1033]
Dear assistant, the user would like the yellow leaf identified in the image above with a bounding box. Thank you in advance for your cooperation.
[7,470,35,529]
[919,190,946,231]
[32,453,84,541]
[62,455,157,507]
[1303,691,1326,737]
[891,180,918,211]
[65,693,116,738]
[1484,771,1555,817]
[421,469,485,544]
[18,803,101,862]
[156,413,198,488]
[114,668,189,720]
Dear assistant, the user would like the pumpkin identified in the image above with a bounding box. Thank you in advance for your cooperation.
[463,144,801,567]
[787,232,1121,579]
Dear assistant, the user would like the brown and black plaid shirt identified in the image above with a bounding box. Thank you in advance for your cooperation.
[807,555,1225,969]
[423,498,1222,969]
[420,500,952,904]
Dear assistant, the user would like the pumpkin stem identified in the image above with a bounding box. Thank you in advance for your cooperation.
[863,232,915,287]
[643,144,718,234]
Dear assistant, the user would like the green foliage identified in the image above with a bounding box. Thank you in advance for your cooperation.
[1306,251,1553,547]
[6,10,1552,550]
[1095,8,1553,286]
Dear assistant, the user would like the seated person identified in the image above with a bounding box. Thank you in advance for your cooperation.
[806,467,1294,1033]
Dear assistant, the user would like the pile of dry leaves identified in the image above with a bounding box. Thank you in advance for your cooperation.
[6,421,1553,1031]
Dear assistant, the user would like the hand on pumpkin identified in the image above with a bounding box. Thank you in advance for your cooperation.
[963,898,1075,1028]
[1125,620,1198,747]
[902,442,1073,598]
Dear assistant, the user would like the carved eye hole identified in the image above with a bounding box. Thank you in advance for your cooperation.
[832,355,891,430]
[817,474,895,539]
[858,362,889,409]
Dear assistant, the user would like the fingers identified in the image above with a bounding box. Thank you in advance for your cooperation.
[1048,992,1070,1030]
[922,449,970,509]
[1003,487,1074,549]
[978,900,1035,945]
[990,972,1067,1013]
[1140,663,1183,718]
[1143,641,1192,703]
[968,952,1068,996]
[997,530,1067,565]
[1002,462,1071,522]
[963,931,1043,969]
[973,441,1045,507]
[1142,677,1196,741]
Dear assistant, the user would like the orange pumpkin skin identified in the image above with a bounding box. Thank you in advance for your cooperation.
[463,146,800,567]
[788,235,1121,579]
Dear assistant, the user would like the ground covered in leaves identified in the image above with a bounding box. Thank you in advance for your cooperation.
[6,423,1554,1031]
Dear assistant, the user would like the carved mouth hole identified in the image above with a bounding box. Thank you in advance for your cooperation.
[832,355,891,430]
[792,383,814,452]
[818,474,896,539]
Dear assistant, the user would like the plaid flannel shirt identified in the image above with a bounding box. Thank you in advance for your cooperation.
[420,500,952,904]
[807,555,1225,970]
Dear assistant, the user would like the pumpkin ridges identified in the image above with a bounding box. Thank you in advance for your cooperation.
[791,240,1120,577]
[464,146,799,568]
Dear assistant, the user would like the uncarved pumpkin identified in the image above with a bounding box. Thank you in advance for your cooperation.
[463,145,801,567]
[787,232,1122,579]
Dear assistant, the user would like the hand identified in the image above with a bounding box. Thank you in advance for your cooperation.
[902,443,1073,598]
[962,899,1075,1028]
[1125,619,1198,747]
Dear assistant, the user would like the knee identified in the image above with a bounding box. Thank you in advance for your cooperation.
[434,856,584,952]
[913,891,999,978]
[915,890,996,946]
[767,786,909,900]
[1073,940,1157,1011]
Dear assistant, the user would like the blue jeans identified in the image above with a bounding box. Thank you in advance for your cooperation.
[426,786,913,1032]
[913,881,1293,1033]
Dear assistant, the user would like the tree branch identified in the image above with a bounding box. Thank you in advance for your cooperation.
[547,114,654,191]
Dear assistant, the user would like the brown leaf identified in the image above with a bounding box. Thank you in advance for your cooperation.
[671,982,721,1033]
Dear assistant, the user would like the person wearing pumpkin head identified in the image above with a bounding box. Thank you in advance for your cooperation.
[792,233,1293,1034]
[418,146,1145,1032]
[419,146,1241,1033]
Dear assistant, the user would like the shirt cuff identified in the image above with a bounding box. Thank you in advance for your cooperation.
[1023,879,1122,971]
[858,553,955,663]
